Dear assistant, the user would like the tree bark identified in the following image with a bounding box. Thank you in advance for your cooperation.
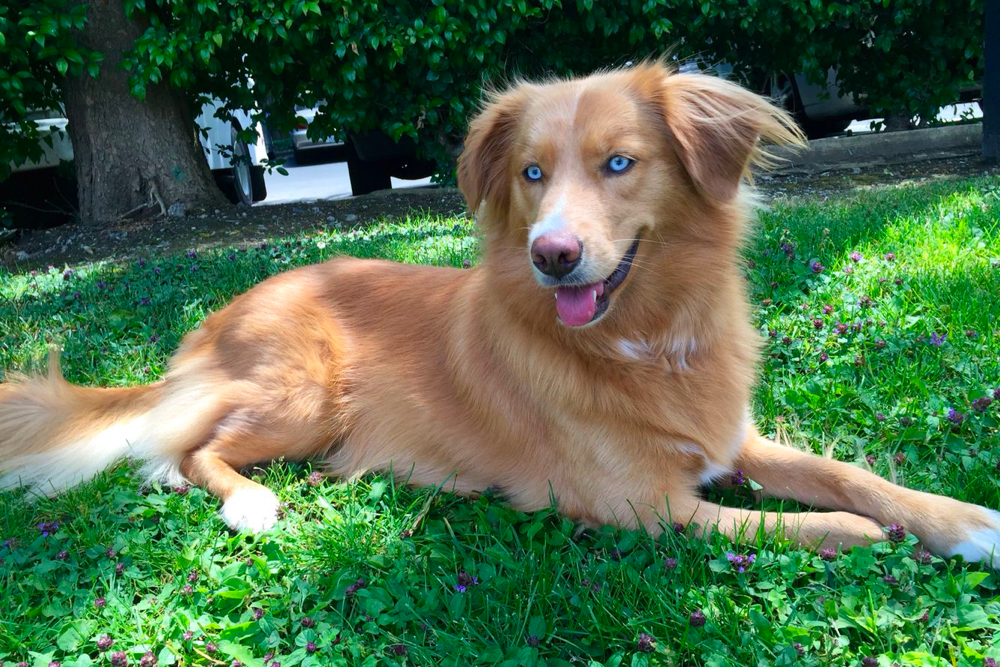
[984,0,999,161]
[63,0,227,225]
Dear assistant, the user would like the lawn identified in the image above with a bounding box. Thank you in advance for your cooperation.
[2,176,1000,667]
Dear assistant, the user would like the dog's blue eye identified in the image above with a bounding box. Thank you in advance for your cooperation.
[607,156,633,173]
[524,165,543,181]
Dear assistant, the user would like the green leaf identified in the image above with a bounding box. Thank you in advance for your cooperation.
[218,642,264,667]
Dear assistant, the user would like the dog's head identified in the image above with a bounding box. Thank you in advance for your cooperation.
[458,61,803,329]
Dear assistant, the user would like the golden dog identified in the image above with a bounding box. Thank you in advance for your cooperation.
[2,62,998,567]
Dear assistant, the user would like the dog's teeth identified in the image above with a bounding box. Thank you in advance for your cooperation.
[554,293,558,300]
[591,290,597,303]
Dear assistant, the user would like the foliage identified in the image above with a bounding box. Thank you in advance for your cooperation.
[0,0,986,183]
[0,0,101,179]
[2,177,1000,665]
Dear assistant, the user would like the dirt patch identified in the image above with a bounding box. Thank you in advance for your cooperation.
[2,155,998,270]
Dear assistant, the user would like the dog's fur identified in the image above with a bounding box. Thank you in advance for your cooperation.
[2,62,999,564]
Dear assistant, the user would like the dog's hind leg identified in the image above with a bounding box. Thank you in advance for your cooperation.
[179,432,285,533]
[733,429,1000,567]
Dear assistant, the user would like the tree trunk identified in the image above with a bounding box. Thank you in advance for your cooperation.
[64,0,228,225]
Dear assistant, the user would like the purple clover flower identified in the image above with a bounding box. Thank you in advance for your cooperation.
[972,397,993,412]
[849,251,863,262]
[726,552,756,573]
[947,408,966,425]
[688,609,707,627]
[455,571,478,593]
[929,332,946,347]
[730,468,746,486]
[818,548,837,561]
[37,521,59,536]
[886,523,906,543]
[345,578,366,598]
[139,652,157,667]
[809,260,825,274]
[636,632,655,653]
[97,635,114,651]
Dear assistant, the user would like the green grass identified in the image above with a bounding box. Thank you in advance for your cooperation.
[2,177,1000,667]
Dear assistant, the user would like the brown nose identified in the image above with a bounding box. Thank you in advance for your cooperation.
[531,232,583,279]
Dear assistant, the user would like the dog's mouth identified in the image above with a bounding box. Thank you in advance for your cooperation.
[553,239,640,327]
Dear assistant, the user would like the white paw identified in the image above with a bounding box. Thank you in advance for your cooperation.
[220,487,280,533]
[945,507,1000,569]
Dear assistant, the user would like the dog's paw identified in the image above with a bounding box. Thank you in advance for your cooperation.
[944,507,1000,569]
[220,487,280,533]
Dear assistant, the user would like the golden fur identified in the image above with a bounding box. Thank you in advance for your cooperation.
[2,62,999,563]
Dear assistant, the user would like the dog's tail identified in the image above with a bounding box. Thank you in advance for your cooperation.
[0,347,216,496]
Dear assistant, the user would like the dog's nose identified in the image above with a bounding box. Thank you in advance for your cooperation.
[531,232,582,279]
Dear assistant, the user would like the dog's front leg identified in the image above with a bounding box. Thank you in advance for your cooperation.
[734,429,1000,567]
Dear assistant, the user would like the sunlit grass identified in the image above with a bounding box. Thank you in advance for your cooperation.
[1,177,999,666]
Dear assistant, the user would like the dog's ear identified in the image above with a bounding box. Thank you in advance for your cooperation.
[655,70,805,202]
[458,84,532,213]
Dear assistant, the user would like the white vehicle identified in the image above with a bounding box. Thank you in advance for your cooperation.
[290,104,342,163]
[12,102,268,205]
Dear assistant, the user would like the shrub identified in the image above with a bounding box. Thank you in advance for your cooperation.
[0,0,985,182]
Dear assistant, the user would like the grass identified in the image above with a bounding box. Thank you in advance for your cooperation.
[2,176,1000,667]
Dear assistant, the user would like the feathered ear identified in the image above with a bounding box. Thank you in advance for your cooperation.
[653,69,805,201]
[457,84,534,213]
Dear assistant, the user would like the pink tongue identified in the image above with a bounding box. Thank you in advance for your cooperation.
[555,282,604,327]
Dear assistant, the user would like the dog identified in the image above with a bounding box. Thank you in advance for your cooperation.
[2,62,999,567]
